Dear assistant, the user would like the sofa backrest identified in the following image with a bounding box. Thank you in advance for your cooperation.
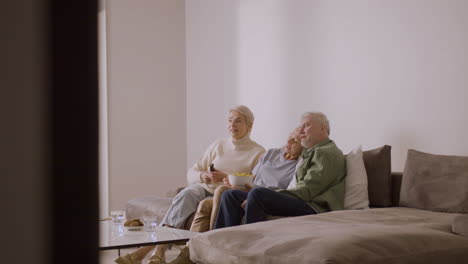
[391,172,402,207]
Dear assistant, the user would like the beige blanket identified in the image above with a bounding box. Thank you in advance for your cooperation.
[189,207,468,264]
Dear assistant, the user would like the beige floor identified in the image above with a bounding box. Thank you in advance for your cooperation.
[100,246,182,264]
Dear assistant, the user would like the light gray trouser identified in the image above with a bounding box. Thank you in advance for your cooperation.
[161,184,212,229]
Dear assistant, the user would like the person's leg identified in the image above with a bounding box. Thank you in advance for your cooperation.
[161,184,211,228]
[245,187,317,224]
[166,246,194,264]
[148,244,169,264]
[189,198,213,232]
[209,185,231,230]
[114,245,155,264]
[214,189,248,229]
[149,184,211,263]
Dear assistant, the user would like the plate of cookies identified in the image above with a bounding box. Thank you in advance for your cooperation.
[124,218,144,231]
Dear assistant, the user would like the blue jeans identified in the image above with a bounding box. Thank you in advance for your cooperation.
[214,187,317,229]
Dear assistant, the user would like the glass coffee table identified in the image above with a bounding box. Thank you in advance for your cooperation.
[99,220,196,255]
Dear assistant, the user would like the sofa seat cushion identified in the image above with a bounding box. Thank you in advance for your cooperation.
[189,208,468,264]
[452,214,468,237]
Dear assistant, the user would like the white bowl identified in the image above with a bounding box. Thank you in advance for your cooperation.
[228,174,253,187]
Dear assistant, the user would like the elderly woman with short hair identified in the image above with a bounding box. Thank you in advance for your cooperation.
[115,105,265,264]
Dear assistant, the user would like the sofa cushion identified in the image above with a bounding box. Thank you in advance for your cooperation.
[126,196,173,223]
[125,193,207,230]
[363,145,392,207]
[452,214,468,237]
[400,149,468,213]
[344,145,369,209]
[391,172,403,206]
[189,207,468,264]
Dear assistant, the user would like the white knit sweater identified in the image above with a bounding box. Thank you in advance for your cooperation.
[186,135,265,193]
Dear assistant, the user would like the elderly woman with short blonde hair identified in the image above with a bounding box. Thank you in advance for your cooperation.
[115,105,265,264]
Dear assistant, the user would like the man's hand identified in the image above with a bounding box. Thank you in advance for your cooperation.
[241,200,247,209]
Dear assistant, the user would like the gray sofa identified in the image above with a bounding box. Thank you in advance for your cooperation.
[126,145,401,230]
[126,146,468,264]
[188,148,468,264]
[125,171,403,227]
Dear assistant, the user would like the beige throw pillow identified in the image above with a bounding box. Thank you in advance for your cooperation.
[344,146,370,210]
[400,149,468,213]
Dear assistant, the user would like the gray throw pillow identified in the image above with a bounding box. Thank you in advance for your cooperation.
[363,145,392,207]
[400,149,468,213]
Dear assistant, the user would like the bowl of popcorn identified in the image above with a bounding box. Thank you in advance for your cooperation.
[228,172,254,187]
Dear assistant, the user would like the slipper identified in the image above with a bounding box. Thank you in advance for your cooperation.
[148,255,166,264]
[114,254,142,264]
[167,247,194,264]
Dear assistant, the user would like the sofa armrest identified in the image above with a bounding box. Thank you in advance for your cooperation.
[126,196,173,222]
[126,186,196,230]
[165,186,186,198]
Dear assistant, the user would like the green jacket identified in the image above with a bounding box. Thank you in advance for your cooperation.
[278,138,346,213]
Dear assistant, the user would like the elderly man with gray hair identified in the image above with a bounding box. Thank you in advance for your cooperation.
[215,112,347,228]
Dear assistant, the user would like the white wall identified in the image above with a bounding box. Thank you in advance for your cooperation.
[107,0,186,211]
[186,0,240,169]
[186,0,468,172]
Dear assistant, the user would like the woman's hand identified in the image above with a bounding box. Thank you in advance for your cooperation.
[243,183,254,191]
[201,170,227,183]
[209,171,227,182]
[201,171,212,183]
[223,177,232,187]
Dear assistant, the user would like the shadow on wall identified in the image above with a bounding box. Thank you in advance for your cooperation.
[186,0,240,167]
[388,130,420,172]
[235,1,314,149]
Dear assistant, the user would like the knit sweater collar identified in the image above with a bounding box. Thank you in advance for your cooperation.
[230,134,253,149]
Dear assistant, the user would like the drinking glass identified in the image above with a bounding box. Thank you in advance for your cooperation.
[142,213,158,232]
[110,210,126,225]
